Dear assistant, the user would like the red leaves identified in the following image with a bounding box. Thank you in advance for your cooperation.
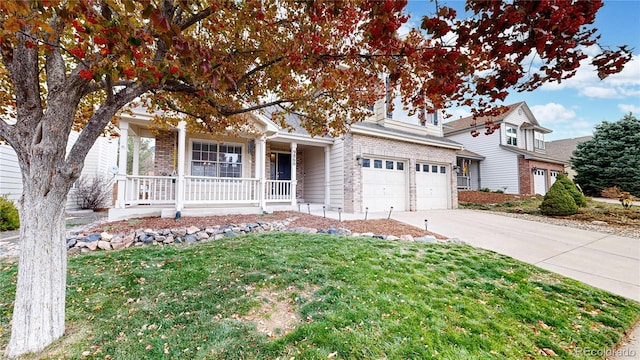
[78,69,93,80]
[69,47,85,59]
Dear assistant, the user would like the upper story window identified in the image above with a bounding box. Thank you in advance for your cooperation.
[385,76,393,119]
[419,109,438,126]
[191,141,243,178]
[534,132,545,150]
[506,125,518,146]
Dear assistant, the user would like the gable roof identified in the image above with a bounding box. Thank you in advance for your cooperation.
[499,145,567,165]
[545,135,593,162]
[443,101,553,135]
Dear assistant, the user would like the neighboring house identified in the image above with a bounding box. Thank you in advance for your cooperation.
[0,132,118,210]
[545,135,592,179]
[444,102,566,195]
[109,97,463,221]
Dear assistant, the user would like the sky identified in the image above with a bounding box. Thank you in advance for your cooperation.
[403,0,640,141]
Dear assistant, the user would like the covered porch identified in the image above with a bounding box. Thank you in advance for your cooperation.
[455,149,485,191]
[109,111,333,221]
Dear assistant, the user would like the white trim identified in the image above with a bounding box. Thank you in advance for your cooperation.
[187,138,246,178]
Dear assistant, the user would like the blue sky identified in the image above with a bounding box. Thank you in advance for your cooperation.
[403,0,640,141]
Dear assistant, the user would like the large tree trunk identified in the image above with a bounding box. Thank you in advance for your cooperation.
[5,168,71,357]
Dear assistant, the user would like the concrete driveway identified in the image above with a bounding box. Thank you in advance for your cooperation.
[391,209,640,302]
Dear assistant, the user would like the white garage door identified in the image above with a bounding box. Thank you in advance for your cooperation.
[362,158,407,212]
[416,163,449,210]
[534,169,547,195]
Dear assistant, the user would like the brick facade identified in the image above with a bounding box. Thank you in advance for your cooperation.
[518,156,565,194]
[154,130,176,176]
[343,133,458,213]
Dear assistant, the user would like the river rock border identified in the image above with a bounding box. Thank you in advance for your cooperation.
[65,216,464,254]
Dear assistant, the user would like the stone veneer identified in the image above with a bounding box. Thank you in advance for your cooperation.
[342,133,459,213]
[518,157,565,194]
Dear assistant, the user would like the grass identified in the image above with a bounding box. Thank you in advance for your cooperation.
[1,233,639,359]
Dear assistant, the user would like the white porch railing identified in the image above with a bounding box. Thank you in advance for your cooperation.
[184,176,260,204]
[457,176,471,190]
[265,180,292,202]
[125,176,177,205]
[123,176,293,207]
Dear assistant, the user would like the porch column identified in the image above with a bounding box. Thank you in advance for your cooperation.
[258,136,267,211]
[324,145,330,206]
[290,142,297,207]
[115,122,129,208]
[176,121,186,212]
[132,135,140,176]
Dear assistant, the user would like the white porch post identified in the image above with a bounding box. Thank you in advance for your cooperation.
[132,135,140,176]
[290,142,297,207]
[324,145,331,206]
[176,121,186,212]
[115,122,129,208]
[257,136,267,211]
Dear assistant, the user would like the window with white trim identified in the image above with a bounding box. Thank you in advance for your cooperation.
[534,132,545,149]
[506,126,518,146]
[191,141,243,178]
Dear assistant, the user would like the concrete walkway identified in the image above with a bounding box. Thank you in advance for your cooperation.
[389,209,640,302]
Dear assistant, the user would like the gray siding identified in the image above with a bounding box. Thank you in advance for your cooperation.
[302,147,325,204]
[329,139,344,209]
[0,145,22,203]
[448,130,520,194]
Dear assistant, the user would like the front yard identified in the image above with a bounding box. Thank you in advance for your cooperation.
[1,233,639,359]
[459,191,640,231]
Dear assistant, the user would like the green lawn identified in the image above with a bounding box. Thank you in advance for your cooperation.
[1,233,639,359]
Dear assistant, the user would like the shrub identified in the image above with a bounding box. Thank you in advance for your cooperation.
[601,186,622,199]
[493,189,504,194]
[0,195,20,231]
[75,176,113,210]
[555,173,587,207]
[619,192,635,209]
[479,188,491,192]
[540,181,579,216]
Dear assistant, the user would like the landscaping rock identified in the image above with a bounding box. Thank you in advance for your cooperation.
[100,232,113,241]
[361,232,374,237]
[97,240,112,251]
[399,235,414,242]
[591,220,608,226]
[86,241,99,251]
[186,225,200,235]
[184,234,198,243]
[386,235,399,241]
[415,236,437,243]
[66,238,77,249]
[85,233,101,243]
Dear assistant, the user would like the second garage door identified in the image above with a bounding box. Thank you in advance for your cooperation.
[362,158,407,212]
[416,163,449,210]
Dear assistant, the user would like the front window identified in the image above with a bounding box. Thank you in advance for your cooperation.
[191,141,243,178]
[506,126,518,146]
[534,132,545,149]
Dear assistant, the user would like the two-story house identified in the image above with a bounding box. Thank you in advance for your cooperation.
[108,94,463,221]
[444,102,566,195]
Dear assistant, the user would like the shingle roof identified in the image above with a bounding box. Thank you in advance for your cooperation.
[545,136,593,162]
[500,145,568,165]
[443,102,524,135]
[352,122,462,147]
[457,149,485,160]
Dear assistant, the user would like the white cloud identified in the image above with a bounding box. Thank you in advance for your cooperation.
[529,103,577,124]
[618,103,640,114]
[581,86,619,98]
[539,47,640,100]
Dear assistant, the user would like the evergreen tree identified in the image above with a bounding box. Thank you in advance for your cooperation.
[572,114,640,197]
[555,173,587,207]
[540,180,579,216]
